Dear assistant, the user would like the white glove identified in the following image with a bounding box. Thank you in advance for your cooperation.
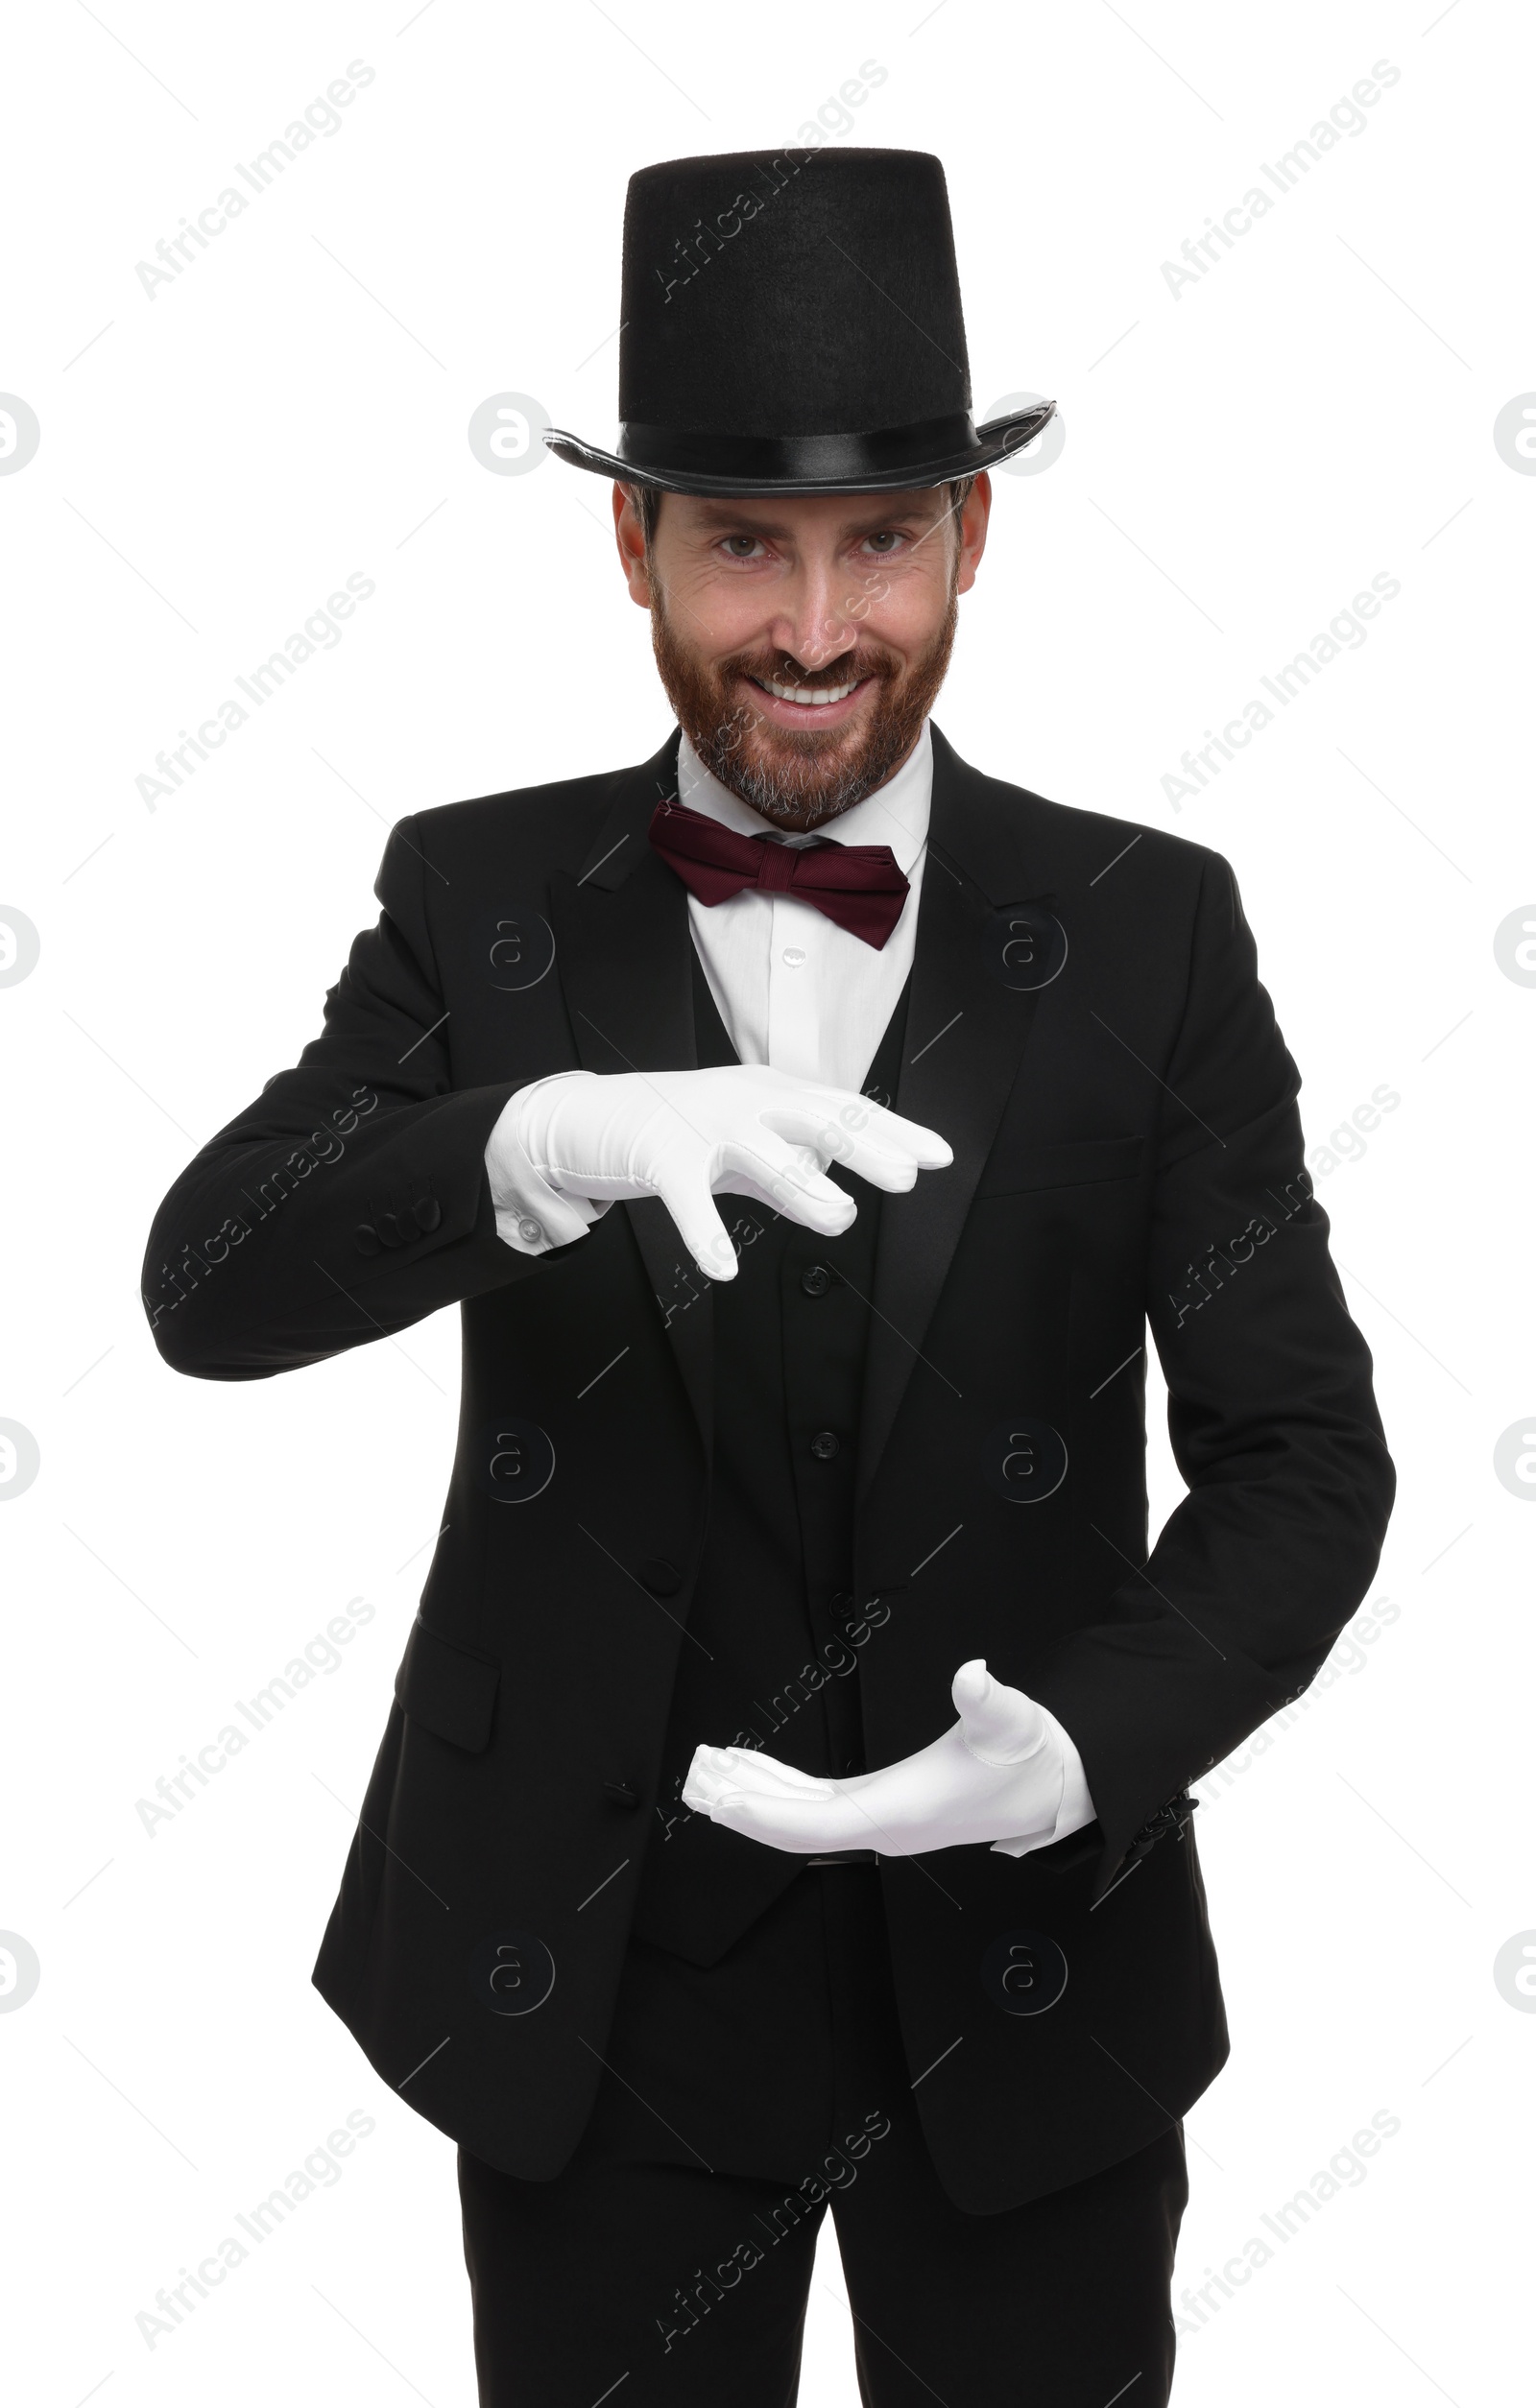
[682,1658,1094,1858]
[487,1064,952,1281]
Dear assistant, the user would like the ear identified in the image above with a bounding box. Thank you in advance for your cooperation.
[955,471,992,598]
[612,482,654,608]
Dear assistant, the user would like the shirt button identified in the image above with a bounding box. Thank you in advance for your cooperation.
[781,946,806,967]
[801,1264,830,1297]
[516,1217,542,1244]
[809,1430,840,1461]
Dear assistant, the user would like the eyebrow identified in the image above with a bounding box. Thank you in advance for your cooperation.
[685,498,946,539]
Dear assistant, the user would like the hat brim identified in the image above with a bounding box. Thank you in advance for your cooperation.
[540,402,1055,497]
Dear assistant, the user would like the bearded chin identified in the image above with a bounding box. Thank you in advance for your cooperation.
[650,593,958,829]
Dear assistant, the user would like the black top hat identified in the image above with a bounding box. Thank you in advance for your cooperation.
[543,147,1054,496]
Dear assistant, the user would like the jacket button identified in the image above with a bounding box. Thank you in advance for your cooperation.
[353,1224,382,1258]
[637,1557,682,1596]
[809,1430,840,1461]
[376,1211,405,1248]
[413,1195,443,1234]
[604,1781,640,1809]
[801,1264,830,1297]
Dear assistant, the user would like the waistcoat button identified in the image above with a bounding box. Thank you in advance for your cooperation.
[801,1264,830,1297]
[809,1430,840,1461]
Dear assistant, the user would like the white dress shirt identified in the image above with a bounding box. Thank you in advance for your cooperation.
[481,719,1096,1853]
[676,718,932,1093]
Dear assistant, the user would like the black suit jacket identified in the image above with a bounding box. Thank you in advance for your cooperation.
[143,724,1394,2213]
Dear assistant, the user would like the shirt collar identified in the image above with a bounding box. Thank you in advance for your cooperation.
[675,719,932,875]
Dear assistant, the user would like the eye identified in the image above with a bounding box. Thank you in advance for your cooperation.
[720,534,766,560]
[861,529,905,555]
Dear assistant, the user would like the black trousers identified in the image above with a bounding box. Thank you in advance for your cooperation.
[459,1864,1187,2406]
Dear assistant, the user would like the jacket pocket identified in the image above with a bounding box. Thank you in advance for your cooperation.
[394,1614,500,1752]
[976,1132,1145,1201]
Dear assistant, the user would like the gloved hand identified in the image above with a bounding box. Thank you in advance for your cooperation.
[682,1659,1092,1857]
[492,1064,952,1281]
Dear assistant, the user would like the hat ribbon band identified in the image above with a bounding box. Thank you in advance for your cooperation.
[612,409,989,484]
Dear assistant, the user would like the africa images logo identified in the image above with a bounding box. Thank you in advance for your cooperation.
[133,63,377,299]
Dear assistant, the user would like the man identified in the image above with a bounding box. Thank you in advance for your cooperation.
[144,148,1394,2405]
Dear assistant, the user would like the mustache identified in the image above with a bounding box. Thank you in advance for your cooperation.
[724,647,900,695]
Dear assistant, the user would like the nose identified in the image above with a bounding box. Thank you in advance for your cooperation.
[763,552,859,675]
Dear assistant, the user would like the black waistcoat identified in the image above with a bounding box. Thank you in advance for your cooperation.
[627,945,911,1966]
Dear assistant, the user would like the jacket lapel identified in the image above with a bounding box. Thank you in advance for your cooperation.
[545,722,1049,1486]
[546,731,715,1455]
[855,724,1051,1499]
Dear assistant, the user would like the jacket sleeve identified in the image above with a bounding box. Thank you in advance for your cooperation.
[141,815,557,1379]
[1029,850,1396,1897]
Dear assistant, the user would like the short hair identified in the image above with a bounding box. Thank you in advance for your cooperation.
[628,475,977,553]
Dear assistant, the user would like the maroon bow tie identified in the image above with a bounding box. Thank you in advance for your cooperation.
[648,798,910,950]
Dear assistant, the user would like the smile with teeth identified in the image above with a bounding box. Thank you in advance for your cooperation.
[752,674,862,706]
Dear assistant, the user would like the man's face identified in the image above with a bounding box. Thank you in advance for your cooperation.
[612,478,991,832]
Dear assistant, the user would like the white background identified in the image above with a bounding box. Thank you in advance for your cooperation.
[2,1,1531,2401]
